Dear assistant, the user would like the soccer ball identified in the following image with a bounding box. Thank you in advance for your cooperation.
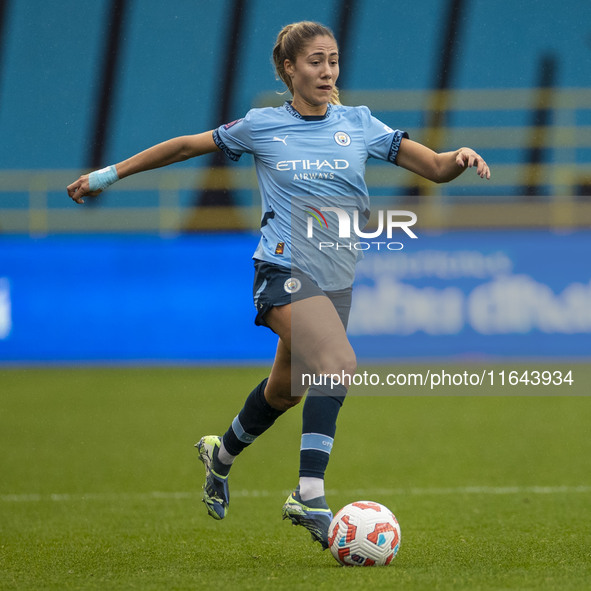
[328,501,401,566]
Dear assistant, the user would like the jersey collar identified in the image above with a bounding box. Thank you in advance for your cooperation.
[284,101,333,121]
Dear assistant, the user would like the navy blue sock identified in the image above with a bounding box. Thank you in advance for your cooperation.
[221,378,284,458]
[299,384,347,479]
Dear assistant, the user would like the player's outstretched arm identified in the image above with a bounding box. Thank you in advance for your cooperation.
[67,131,219,204]
[396,138,491,184]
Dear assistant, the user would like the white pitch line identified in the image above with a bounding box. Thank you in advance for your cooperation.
[341,485,591,496]
[1,485,590,504]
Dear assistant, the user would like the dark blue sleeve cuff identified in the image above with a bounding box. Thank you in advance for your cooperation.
[388,130,410,165]
[212,129,241,161]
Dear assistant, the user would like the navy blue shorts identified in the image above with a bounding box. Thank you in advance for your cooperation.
[252,259,352,329]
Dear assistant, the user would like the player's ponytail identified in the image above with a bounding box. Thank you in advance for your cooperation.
[272,21,341,106]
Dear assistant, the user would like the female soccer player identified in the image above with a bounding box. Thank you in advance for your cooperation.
[67,21,490,549]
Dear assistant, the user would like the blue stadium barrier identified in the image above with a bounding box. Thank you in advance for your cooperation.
[0,234,276,363]
[349,230,591,359]
[1,231,589,363]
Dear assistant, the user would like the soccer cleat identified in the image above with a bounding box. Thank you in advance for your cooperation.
[282,487,333,549]
[195,435,230,520]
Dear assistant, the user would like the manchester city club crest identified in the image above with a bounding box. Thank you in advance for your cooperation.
[334,131,351,146]
[283,277,302,294]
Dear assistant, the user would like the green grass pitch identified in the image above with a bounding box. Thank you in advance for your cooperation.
[1,364,590,590]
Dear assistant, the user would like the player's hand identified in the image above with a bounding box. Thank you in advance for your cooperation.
[66,174,102,204]
[456,148,491,180]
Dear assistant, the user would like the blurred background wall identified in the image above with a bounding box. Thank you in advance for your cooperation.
[0,0,589,363]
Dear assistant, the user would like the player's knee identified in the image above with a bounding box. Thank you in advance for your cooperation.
[336,350,357,379]
[311,348,357,382]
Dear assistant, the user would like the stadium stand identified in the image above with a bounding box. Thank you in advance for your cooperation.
[0,0,589,233]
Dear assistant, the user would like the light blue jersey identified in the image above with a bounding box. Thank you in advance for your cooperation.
[213,101,407,290]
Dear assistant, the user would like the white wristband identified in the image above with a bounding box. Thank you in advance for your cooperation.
[88,165,119,191]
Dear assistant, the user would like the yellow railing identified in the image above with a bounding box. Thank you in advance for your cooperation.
[1,88,590,234]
